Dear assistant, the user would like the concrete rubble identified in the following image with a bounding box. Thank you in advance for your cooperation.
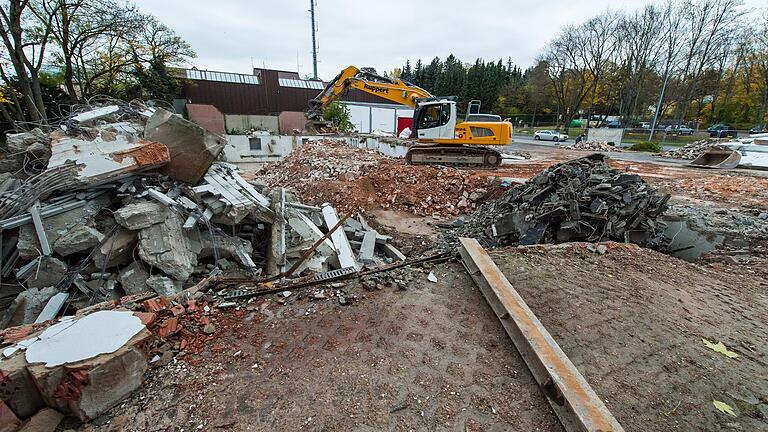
[453,154,670,248]
[560,140,622,152]
[0,102,409,426]
[661,138,722,160]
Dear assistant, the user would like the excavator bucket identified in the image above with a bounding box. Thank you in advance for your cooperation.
[689,146,741,169]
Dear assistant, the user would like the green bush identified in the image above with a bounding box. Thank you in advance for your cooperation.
[628,141,662,153]
[322,102,354,132]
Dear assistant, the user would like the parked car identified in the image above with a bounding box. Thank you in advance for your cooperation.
[640,122,651,129]
[665,124,694,135]
[606,120,622,128]
[708,124,738,138]
[533,130,569,142]
[749,124,767,135]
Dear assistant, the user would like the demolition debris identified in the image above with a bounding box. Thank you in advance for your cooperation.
[661,138,722,160]
[560,140,622,152]
[0,102,410,424]
[453,154,670,247]
[257,140,494,216]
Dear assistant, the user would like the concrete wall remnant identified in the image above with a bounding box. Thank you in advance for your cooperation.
[224,114,279,134]
[185,103,226,135]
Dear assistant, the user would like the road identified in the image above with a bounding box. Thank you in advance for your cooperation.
[511,134,680,152]
[506,136,689,165]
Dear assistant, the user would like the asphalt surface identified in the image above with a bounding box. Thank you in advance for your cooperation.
[506,136,689,165]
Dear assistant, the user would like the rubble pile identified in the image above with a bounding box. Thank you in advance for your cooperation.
[258,140,492,216]
[0,104,405,330]
[661,139,722,159]
[560,141,621,152]
[453,154,670,247]
[0,103,413,424]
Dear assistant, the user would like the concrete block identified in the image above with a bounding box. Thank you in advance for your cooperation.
[17,197,109,260]
[145,275,182,297]
[117,262,150,296]
[145,108,225,183]
[27,329,151,421]
[358,231,377,264]
[379,243,406,262]
[0,401,19,431]
[18,407,63,431]
[21,258,67,290]
[92,230,137,269]
[0,354,45,419]
[114,201,169,230]
[52,226,103,257]
[138,214,197,281]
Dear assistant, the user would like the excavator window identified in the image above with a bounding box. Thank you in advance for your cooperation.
[418,105,441,129]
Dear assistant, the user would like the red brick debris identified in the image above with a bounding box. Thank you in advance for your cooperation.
[256,140,499,217]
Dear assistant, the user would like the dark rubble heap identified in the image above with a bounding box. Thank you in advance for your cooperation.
[454,154,671,248]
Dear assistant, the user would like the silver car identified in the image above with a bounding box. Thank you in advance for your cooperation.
[534,130,569,142]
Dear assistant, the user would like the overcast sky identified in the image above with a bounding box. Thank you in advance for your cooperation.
[134,0,766,80]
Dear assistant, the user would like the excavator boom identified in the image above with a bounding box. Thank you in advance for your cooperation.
[306,66,432,120]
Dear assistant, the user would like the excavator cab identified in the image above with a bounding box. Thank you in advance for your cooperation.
[412,97,458,141]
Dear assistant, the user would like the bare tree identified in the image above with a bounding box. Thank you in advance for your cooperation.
[46,0,139,103]
[0,0,58,129]
[673,0,744,124]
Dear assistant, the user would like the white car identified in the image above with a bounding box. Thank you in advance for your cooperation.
[534,130,569,142]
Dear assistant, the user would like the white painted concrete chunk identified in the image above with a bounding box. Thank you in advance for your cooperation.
[321,205,358,270]
[21,310,145,367]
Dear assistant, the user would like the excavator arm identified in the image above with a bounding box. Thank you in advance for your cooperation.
[306,65,433,120]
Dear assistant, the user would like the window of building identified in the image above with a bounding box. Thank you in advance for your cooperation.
[249,137,263,151]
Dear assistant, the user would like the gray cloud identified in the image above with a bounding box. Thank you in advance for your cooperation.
[134,0,766,79]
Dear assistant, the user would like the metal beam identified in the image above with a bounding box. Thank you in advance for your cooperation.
[458,237,624,432]
[29,202,51,256]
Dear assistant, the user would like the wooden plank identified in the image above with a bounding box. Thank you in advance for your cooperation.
[457,237,624,432]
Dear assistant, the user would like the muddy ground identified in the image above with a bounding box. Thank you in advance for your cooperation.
[493,243,768,432]
[77,145,768,431]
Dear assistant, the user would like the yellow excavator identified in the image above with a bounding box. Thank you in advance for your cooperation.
[306,65,512,168]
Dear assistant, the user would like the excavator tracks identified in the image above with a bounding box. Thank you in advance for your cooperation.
[405,144,502,169]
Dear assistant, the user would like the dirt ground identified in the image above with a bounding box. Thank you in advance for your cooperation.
[80,263,563,431]
[76,144,768,432]
[493,242,768,432]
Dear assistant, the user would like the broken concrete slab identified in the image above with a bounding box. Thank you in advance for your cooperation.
[92,230,137,269]
[51,225,104,257]
[0,353,46,419]
[145,275,182,297]
[358,231,377,265]
[17,197,110,260]
[287,213,336,256]
[145,108,225,184]
[18,407,63,432]
[22,258,67,290]
[379,243,406,262]
[321,204,358,270]
[25,325,151,420]
[45,129,170,185]
[138,214,197,281]
[113,201,169,230]
[117,261,150,296]
[0,287,59,328]
[0,401,20,431]
[193,229,254,268]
